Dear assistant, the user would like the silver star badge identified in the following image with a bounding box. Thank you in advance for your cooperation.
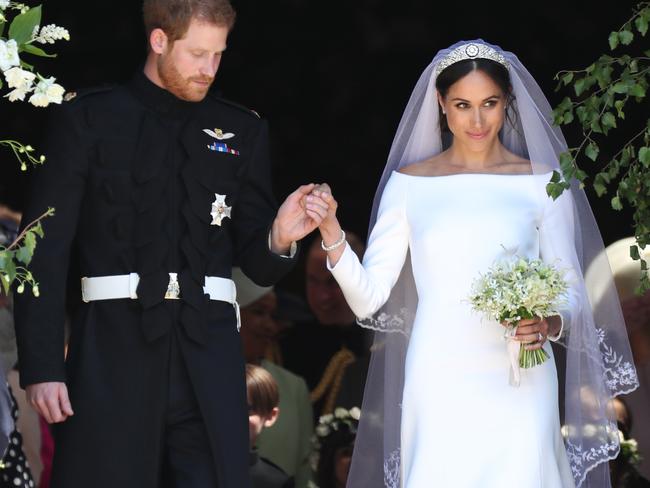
[210,193,232,226]
[203,128,235,140]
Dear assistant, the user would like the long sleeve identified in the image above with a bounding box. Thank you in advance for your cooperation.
[13,104,90,387]
[328,174,409,319]
[538,187,582,338]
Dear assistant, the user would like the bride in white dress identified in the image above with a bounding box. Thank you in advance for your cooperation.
[302,41,638,488]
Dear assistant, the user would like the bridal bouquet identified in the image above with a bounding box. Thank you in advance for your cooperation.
[469,257,568,374]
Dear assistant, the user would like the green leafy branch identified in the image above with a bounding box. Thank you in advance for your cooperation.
[551,1,650,293]
[1,3,68,170]
[1,2,68,299]
[0,140,45,171]
[0,207,54,296]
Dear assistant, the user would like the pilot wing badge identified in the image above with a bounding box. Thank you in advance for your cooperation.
[204,128,240,156]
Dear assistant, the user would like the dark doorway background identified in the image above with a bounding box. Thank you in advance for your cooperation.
[2,0,641,259]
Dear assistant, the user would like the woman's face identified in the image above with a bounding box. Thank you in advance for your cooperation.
[438,69,506,151]
[240,292,278,363]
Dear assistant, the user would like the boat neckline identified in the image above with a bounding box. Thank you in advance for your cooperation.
[391,169,554,179]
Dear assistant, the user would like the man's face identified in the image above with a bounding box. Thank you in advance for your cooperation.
[157,19,228,101]
[306,246,355,326]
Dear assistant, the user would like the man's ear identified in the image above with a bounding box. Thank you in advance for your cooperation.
[149,28,168,55]
[263,407,280,428]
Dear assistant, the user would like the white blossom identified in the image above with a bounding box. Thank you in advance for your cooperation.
[349,407,361,420]
[28,91,49,107]
[318,413,333,424]
[3,66,35,89]
[334,407,348,419]
[5,85,30,102]
[28,76,64,107]
[33,24,70,44]
[624,438,638,450]
[0,0,10,10]
[46,81,64,102]
[5,85,29,102]
[315,424,330,437]
[0,39,20,72]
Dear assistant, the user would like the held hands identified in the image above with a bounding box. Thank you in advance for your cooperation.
[271,182,340,255]
[26,381,74,424]
[308,183,339,236]
[271,184,332,253]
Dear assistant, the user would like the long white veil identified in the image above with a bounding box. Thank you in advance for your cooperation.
[347,40,639,488]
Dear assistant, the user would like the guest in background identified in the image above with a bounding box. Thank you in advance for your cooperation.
[310,407,359,488]
[609,397,650,487]
[0,205,36,487]
[587,237,650,480]
[234,268,313,488]
[246,364,294,488]
[279,234,370,417]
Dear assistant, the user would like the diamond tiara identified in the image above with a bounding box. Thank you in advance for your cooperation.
[434,43,509,77]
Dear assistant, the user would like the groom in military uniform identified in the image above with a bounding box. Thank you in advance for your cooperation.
[13,1,328,486]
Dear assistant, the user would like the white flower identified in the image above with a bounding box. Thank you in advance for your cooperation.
[318,414,333,424]
[46,82,64,102]
[0,0,9,10]
[349,407,361,420]
[334,407,348,419]
[5,85,30,102]
[29,76,64,107]
[28,91,49,107]
[3,66,35,89]
[33,24,70,44]
[0,39,20,72]
[315,424,330,437]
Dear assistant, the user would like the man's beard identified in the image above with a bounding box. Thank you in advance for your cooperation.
[157,55,213,102]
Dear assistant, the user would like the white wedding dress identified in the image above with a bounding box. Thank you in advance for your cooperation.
[329,171,576,487]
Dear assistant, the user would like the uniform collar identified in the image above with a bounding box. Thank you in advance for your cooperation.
[129,70,200,117]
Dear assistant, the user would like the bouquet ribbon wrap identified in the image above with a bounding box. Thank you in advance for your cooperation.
[507,334,521,387]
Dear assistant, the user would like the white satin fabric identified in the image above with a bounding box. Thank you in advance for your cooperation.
[330,171,576,487]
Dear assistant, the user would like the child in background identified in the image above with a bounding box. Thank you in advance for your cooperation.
[246,364,295,488]
[310,407,359,488]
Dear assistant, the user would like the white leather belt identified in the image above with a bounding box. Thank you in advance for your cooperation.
[81,273,241,331]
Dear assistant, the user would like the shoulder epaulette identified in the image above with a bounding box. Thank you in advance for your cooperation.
[63,84,116,103]
[207,93,261,119]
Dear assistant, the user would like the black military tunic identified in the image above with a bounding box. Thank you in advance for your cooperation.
[14,71,297,487]
[249,449,294,488]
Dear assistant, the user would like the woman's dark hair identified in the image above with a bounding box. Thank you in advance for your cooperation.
[435,58,517,133]
[316,424,356,488]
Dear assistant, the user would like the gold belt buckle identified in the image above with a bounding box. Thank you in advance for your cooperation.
[165,272,180,300]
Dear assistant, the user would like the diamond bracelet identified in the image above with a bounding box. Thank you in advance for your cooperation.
[321,230,346,252]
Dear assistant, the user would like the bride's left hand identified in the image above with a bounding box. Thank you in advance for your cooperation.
[512,316,562,350]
